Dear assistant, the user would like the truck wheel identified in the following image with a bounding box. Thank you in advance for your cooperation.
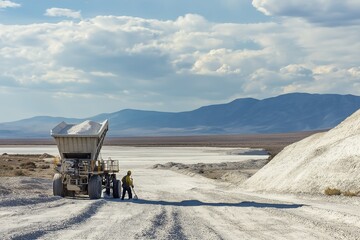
[53,173,64,197]
[88,175,102,199]
[113,180,121,198]
[105,174,110,195]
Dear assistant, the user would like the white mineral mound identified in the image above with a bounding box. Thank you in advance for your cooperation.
[62,120,102,135]
[243,109,360,194]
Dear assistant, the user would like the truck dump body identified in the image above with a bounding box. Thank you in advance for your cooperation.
[51,120,108,161]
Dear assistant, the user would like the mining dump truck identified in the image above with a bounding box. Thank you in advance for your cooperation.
[51,120,120,199]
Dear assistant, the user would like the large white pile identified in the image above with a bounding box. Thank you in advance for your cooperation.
[243,109,360,194]
[60,120,102,135]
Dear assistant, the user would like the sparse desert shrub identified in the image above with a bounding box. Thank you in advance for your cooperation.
[20,162,36,169]
[2,166,14,171]
[39,165,50,169]
[39,153,54,159]
[325,187,341,196]
[343,191,359,197]
[14,170,25,176]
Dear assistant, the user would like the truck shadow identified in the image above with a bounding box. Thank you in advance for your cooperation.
[120,199,305,209]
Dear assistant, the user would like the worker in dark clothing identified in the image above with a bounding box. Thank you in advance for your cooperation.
[121,170,134,200]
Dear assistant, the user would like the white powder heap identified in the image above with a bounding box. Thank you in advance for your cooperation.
[61,120,102,135]
[243,109,360,194]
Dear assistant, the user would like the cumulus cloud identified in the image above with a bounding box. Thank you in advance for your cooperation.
[191,48,266,75]
[280,64,313,79]
[45,8,82,19]
[0,13,359,117]
[252,0,360,26]
[90,71,117,77]
[0,0,20,8]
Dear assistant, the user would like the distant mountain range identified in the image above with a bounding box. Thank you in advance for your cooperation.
[1,93,360,138]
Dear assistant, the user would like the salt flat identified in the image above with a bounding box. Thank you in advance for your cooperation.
[0,146,360,239]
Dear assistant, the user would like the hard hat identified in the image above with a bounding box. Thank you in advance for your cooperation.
[127,170,131,175]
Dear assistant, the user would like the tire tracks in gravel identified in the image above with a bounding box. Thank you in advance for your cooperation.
[221,189,360,239]
[186,187,327,239]
[214,189,360,239]
[6,199,107,240]
[265,207,360,240]
[0,198,69,219]
[70,202,149,240]
[0,196,60,208]
[168,209,187,240]
[135,206,187,240]
[199,206,270,240]
[176,207,225,240]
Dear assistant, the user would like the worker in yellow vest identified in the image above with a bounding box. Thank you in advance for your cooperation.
[121,170,134,200]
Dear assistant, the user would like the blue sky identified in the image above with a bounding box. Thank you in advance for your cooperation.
[0,0,360,122]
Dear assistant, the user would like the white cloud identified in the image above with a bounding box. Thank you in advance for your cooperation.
[0,0,20,8]
[53,92,94,99]
[348,67,360,78]
[191,48,266,75]
[175,14,209,31]
[3,64,89,85]
[45,8,82,19]
[252,0,360,25]
[41,67,89,84]
[313,65,339,75]
[280,64,313,79]
[0,13,359,117]
[90,71,117,77]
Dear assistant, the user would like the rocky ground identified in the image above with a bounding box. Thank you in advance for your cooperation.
[153,158,269,185]
[0,153,54,178]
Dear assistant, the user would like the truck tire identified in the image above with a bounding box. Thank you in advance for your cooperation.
[53,173,64,197]
[113,179,121,198]
[105,174,111,195]
[88,175,102,199]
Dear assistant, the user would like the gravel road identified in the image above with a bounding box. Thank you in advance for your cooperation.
[0,147,360,239]
[1,169,360,240]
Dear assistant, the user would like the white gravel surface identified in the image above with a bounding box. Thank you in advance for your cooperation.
[1,146,360,239]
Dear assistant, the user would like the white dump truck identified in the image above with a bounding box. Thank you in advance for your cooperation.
[51,120,120,199]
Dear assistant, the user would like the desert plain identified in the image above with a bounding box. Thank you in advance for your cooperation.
[0,128,360,240]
